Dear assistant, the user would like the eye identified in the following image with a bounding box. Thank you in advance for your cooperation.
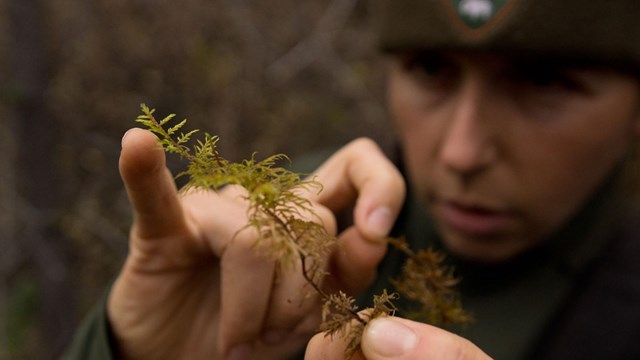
[398,52,457,88]
[404,53,447,74]
[511,63,588,94]
[401,53,448,75]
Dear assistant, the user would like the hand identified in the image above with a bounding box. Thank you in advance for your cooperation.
[305,316,491,360]
[108,129,405,360]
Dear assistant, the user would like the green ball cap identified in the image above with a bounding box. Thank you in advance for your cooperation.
[375,0,640,68]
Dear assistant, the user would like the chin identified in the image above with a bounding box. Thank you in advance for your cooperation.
[440,229,534,264]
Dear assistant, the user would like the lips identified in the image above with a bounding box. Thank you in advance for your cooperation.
[434,199,513,237]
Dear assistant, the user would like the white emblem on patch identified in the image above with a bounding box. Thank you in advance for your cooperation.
[459,0,494,21]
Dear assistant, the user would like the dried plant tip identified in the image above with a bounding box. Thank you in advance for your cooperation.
[319,291,365,359]
[371,289,399,319]
[390,247,472,326]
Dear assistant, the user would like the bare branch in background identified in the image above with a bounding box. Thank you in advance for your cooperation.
[266,0,359,84]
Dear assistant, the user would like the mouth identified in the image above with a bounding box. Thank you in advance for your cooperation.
[434,199,514,237]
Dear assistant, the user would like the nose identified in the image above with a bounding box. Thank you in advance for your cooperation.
[439,77,497,178]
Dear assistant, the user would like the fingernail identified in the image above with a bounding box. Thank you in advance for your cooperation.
[227,343,252,360]
[364,317,417,358]
[121,129,135,148]
[367,207,394,238]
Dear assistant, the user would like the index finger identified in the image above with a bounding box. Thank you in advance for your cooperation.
[119,128,189,239]
[310,137,406,241]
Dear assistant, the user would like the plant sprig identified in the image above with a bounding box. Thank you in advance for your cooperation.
[136,104,471,358]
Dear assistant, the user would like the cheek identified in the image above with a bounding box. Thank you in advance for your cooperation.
[390,86,439,197]
[517,113,636,233]
[395,121,443,208]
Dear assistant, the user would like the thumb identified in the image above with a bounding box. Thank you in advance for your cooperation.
[119,128,189,240]
[361,317,491,360]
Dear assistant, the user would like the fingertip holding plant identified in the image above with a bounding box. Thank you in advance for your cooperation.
[136,104,471,358]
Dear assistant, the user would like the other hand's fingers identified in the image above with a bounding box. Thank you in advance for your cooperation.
[258,199,338,342]
[218,229,276,358]
[260,259,320,343]
[179,186,278,357]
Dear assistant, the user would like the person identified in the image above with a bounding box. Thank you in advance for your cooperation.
[65,0,640,359]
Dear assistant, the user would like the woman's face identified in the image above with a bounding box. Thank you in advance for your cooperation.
[389,51,640,263]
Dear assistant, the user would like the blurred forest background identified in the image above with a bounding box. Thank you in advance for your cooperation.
[0,0,393,358]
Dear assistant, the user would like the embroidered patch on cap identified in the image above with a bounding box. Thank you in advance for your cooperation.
[449,0,511,29]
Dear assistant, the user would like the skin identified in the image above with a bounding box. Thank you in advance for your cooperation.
[390,51,640,262]
[108,51,640,359]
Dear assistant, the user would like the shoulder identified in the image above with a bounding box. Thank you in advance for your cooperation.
[534,211,640,359]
